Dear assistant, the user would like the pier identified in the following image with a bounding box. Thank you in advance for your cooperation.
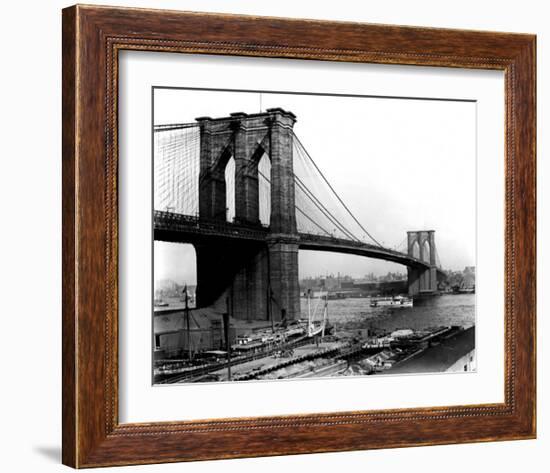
[154,321,475,383]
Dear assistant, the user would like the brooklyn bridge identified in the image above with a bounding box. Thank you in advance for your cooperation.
[154,108,446,322]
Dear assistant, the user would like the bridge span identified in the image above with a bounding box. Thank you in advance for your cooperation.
[154,211,432,270]
[154,108,444,321]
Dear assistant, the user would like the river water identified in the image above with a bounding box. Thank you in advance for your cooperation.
[300,293,475,337]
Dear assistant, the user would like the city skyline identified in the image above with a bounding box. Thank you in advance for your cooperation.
[154,240,475,287]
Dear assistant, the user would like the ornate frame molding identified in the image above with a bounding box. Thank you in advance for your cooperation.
[62,5,536,467]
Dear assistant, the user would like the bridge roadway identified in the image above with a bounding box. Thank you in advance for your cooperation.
[154,211,433,271]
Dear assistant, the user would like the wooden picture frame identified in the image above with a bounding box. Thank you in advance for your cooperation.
[62,4,536,468]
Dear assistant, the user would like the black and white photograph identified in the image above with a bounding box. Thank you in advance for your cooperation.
[152,87,476,384]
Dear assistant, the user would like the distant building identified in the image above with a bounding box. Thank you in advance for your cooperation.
[463,266,476,289]
[339,280,407,296]
[154,279,196,299]
[442,266,476,292]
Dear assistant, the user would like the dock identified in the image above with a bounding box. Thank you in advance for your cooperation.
[382,326,475,374]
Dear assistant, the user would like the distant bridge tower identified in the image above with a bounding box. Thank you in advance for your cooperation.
[407,230,438,296]
[195,108,300,321]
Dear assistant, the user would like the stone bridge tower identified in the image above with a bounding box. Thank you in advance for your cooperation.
[407,230,438,296]
[195,108,300,322]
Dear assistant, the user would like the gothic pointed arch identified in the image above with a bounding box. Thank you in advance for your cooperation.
[224,156,235,222]
[411,240,420,259]
[422,239,431,263]
[257,152,271,226]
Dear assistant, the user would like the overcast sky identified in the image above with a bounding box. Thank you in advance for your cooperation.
[154,88,476,284]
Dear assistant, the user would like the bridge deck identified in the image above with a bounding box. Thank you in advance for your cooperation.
[154,211,436,270]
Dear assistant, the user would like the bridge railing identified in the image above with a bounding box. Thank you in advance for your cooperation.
[153,210,269,241]
[298,232,380,249]
[298,232,429,267]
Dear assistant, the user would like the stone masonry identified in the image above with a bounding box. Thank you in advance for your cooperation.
[195,108,300,321]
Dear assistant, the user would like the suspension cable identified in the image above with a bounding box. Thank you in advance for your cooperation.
[294,176,360,242]
[293,132,383,247]
[258,169,358,241]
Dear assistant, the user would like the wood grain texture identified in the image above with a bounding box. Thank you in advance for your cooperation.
[61,5,77,467]
[61,4,536,468]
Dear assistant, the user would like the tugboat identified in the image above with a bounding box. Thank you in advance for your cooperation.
[370,295,413,308]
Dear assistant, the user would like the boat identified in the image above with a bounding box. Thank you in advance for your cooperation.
[305,290,330,337]
[370,295,413,308]
[154,298,169,307]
